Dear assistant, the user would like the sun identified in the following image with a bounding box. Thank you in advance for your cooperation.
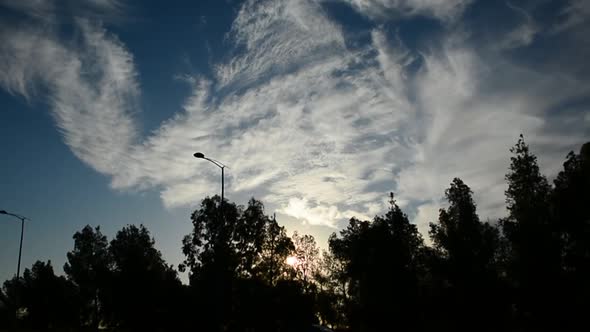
[285,256,299,267]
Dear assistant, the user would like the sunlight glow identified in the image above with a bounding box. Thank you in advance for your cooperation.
[286,256,299,267]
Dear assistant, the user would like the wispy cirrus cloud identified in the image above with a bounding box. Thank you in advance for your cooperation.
[0,19,139,176]
[0,0,588,233]
[497,2,539,50]
[554,0,590,32]
[337,0,473,22]
[0,0,126,23]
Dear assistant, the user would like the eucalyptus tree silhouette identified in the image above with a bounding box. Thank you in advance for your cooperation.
[107,225,180,330]
[64,225,111,328]
[328,194,425,331]
[180,196,316,331]
[1,140,589,331]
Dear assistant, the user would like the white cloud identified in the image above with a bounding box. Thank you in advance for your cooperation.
[393,37,589,231]
[281,197,370,227]
[501,23,538,49]
[160,178,217,209]
[496,2,539,50]
[0,0,124,22]
[0,0,54,19]
[1,0,589,233]
[217,0,345,88]
[554,0,590,32]
[85,0,122,10]
[337,0,472,22]
[0,20,139,176]
[413,202,438,242]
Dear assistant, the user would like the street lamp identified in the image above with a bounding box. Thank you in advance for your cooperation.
[193,152,227,206]
[0,210,29,279]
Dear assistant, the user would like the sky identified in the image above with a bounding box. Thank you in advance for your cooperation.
[1,0,589,283]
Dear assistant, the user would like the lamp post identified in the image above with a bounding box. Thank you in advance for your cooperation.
[0,210,29,279]
[193,152,227,207]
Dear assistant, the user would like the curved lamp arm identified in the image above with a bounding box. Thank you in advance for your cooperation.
[0,210,29,221]
[193,152,228,169]
[193,152,228,207]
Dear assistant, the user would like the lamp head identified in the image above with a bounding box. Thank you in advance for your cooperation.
[194,152,205,159]
[0,210,7,215]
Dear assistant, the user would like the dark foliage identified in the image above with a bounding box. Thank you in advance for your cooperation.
[428,178,507,331]
[500,136,565,330]
[2,138,589,332]
[63,225,111,328]
[328,194,425,331]
[2,261,80,330]
[105,225,180,330]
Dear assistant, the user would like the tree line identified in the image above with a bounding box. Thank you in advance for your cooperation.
[1,136,589,331]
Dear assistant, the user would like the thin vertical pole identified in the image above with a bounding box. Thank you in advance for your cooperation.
[221,166,224,206]
[17,218,24,279]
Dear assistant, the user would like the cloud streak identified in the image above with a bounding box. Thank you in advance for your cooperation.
[0,19,139,176]
[337,0,473,22]
[1,0,588,232]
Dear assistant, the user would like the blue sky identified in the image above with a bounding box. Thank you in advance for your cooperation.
[1,0,589,283]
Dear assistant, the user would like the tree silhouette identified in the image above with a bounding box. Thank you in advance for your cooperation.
[329,194,425,331]
[291,231,320,286]
[0,286,10,327]
[64,225,111,328]
[501,135,562,329]
[180,195,243,330]
[314,249,348,328]
[551,142,590,328]
[3,261,80,330]
[256,214,295,285]
[2,139,589,331]
[234,198,268,277]
[429,178,506,330]
[180,195,241,284]
[180,196,312,331]
[107,224,180,330]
